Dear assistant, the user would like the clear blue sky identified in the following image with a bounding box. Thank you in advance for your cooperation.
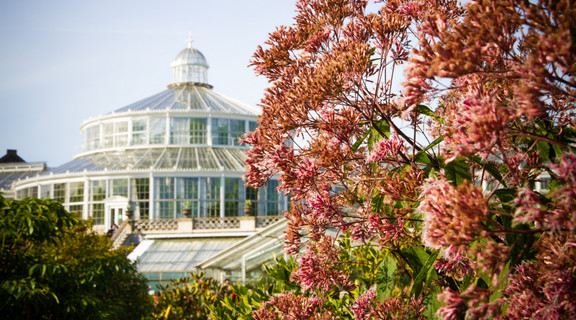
[0,0,297,166]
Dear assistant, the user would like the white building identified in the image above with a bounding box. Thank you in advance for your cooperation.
[13,40,288,234]
[12,39,288,287]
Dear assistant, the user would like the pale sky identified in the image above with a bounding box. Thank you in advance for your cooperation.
[0,0,297,166]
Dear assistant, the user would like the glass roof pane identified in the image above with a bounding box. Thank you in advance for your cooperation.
[197,148,220,170]
[135,238,242,273]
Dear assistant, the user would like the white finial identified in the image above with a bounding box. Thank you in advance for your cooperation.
[186,32,194,49]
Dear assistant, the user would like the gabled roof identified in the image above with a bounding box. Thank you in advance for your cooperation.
[0,150,25,163]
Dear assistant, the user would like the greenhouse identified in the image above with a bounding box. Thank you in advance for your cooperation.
[12,39,288,235]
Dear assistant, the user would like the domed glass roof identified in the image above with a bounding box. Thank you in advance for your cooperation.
[112,86,259,115]
[170,37,210,86]
[173,47,209,68]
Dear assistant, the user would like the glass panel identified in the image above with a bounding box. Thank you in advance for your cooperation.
[155,177,175,200]
[224,178,241,217]
[132,118,147,145]
[202,177,220,218]
[157,201,174,219]
[53,183,66,202]
[69,182,84,203]
[212,118,228,145]
[190,118,207,144]
[131,177,150,219]
[29,187,38,198]
[102,123,114,148]
[91,180,106,201]
[245,186,259,216]
[156,149,179,169]
[230,120,244,146]
[114,121,128,147]
[176,177,199,217]
[110,179,128,197]
[170,118,189,144]
[150,117,166,144]
[539,177,550,190]
[84,125,100,151]
[178,148,197,169]
[40,185,50,199]
[266,180,281,216]
[92,203,104,225]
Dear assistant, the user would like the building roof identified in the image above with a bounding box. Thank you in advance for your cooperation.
[111,85,260,116]
[46,147,247,174]
[129,237,243,273]
[0,150,25,163]
[0,150,46,195]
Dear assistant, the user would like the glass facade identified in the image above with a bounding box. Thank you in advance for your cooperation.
[82,116,257,152]
[12,43,287,231]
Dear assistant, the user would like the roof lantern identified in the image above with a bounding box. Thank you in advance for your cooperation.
[169,34,211,88]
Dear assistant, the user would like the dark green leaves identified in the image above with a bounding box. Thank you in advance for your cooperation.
[376,256,397,298]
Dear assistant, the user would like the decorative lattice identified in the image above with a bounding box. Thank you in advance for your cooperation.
[134,219,178,231]
[256,215,282,228]
[193,217,240,229]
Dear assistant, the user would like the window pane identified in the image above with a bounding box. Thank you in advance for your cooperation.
[110,179,128,197]
[92,203,104,225]
[114,122,128,147]
[150,117,166,144]
[170,118,189,144]
[224,178,241,216]
[155,177,175,200]
[230,120,244,146]
[157,201,174,219]
[54,183,66,202]
[84,126,100,151]
[69,182,84,203]
[190,118,207,144]
[102,123,114,148]
[91,180,106,201]
[212,118,228,145]
[40,185,50,199]
[132,118,147,145]
[203,177,220,217]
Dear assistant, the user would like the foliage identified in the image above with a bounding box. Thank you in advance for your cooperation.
[152,272,229,320]
[0,196,153,319]
[242,0,576,319]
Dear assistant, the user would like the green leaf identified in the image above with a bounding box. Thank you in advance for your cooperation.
[367,120,391,149]
[376,256,397,298]
[493,188,516,203]
[416,105,445,124]
[410,251,438,298]
[352,130,368,152]
[443,157,471,186]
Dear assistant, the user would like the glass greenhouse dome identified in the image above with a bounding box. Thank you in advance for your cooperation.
[13,40,288,233]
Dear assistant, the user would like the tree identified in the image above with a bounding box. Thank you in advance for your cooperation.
[0,196,153,319]
[244,0,575,318]
[152,272,228,320]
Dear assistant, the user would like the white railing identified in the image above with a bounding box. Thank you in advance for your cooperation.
[133,219,179,231]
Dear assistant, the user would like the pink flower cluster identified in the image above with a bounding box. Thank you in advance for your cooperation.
[442,91,512,161]
[367,135,406,162]
[253,292,326,320]
[351,287,426,320]
[419,176,489,251]
[290,236,354,293]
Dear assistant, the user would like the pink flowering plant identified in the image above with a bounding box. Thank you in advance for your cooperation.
[239,0,576,319]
